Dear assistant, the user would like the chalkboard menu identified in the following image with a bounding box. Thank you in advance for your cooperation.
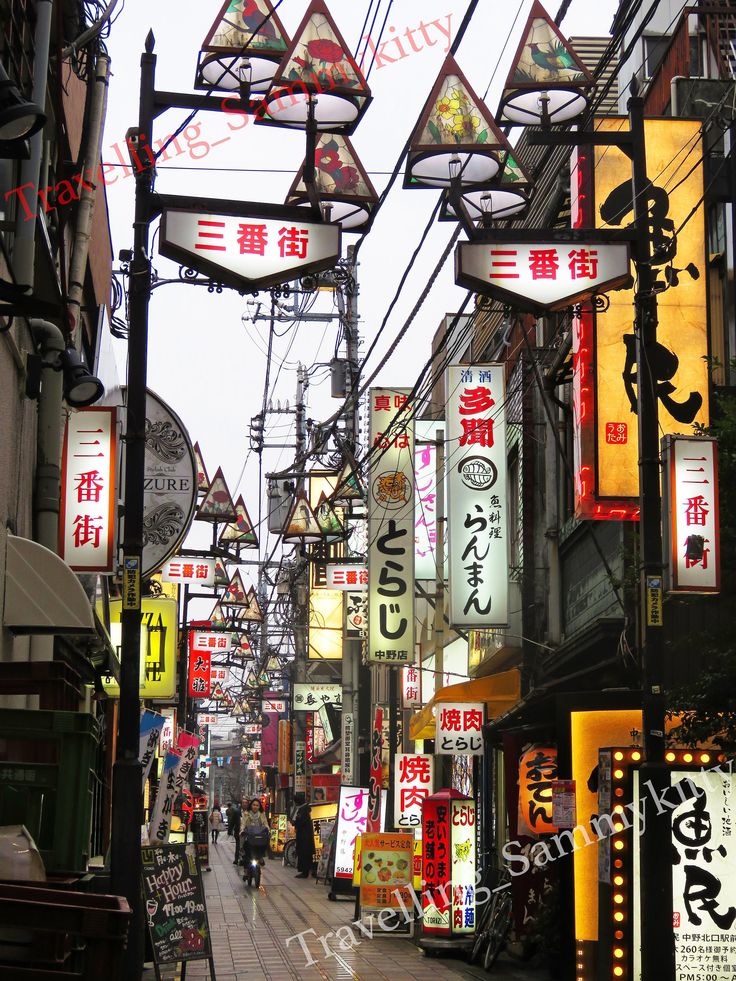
[141,843,215,973]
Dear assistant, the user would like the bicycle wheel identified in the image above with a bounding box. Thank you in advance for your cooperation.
[470,898,493,964]
[483,891,512,971]
[283,839,297,868]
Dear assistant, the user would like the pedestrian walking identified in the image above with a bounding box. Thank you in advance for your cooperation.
[291,792,313,879]
[232,800,243,865]
[209,805,223,844]
[226,802,235,836]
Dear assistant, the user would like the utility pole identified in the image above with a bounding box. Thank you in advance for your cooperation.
[292,365,309,804]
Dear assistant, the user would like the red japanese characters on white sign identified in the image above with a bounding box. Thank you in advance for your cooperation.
[401,665,423,709]
[395,753,434,829]
[190,631,232,653]
[436,702,485,756]
[456,240,630,313]
[326,564,368,590]
[663,436,720,593]
[162,557,215,586]
[210,666,230,684]
[59,407,117,572]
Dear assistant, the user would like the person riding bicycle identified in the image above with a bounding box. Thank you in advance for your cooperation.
[240,798,269,881]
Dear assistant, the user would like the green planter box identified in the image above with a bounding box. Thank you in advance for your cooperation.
[0,709,100,873]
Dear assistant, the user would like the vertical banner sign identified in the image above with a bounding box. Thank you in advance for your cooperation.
[334,785,369,879]
[436,702,485,755]
[446,364,508,627]
[188,639,211,699]
[341,712,355,785]
[450,797,476,934]
[294,740,307,794]
[305,715,314,765]
[395,754,434,829]
[59,406,117,572]
[422,796,450,934]
[367,707,383,833]
[140,710,165,791]
[149,750,180,844]
[517,746,558,839]
[345,591,368,636]
[368,388,415,664]
[415,439,438,579]
[662,436,720,593]
[401,664,422,709]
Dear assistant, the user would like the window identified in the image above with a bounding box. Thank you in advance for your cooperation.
[643,35,671,80]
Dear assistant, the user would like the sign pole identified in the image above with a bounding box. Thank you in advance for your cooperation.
[111,33,156,981]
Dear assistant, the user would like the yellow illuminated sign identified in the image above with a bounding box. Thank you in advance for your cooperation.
[309,589,343,660]
[101,596,178,699]
[593,118,709,500]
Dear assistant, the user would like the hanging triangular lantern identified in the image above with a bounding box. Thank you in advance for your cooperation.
[439,151,533,224]
[235,633,254,657]
[214,556,230,587]
[405,54,510,190]
[244,669,257,688]
[266,656,282,673]
[242,587,264,622]
[196,466,238,523]
[258,670,270,686]
[222,570,249,607]
[193,441,210,495]
[209,600,228,628]
[286,133,379,232]
[259,0,372,135]
[315,491,345,543]
[333,460,364,502]
[220,496,259,547]
[498,0,593,126]
[281,490,324,544]
[195,0,290,95]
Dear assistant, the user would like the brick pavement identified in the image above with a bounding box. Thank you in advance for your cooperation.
[144,833,542,981]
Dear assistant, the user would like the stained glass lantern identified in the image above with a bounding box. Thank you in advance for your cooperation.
[314,491,345,543]
[195,0,290,96]
[282,490,324,544]
[440,151,532,224]
[405,54,511,190]
[498,1,594,127]
[258,0,372,134]
[285,133,378,231]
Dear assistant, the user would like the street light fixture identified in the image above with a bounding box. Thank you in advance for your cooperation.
[496,0,593,128]
[0,64,46,141]
[59,347,106,407]
[439,151,533,227]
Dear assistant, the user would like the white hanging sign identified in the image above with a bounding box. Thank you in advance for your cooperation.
[446,364,509,627]
[401,665,423,709]
[435,702,485,756]
[161,556,215,586]
[368,388,415,664]
[326,564,368,590]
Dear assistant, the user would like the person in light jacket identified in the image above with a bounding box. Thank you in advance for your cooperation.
[209,805,223,843]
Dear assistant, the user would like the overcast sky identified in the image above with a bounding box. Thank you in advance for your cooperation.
[102,0,620,653]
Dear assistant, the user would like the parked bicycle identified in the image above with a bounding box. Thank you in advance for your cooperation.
[470,863,513,971]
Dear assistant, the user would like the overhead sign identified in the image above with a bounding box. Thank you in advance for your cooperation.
[293,683,342,710]
[395,754,434,829]
[190,631,233,654]
[102,597,178,699]
[414,424,444,579]
[436,702,485,755]
[446,364,508,627]
[368,388,416,664]
[188,645,211,699]
[326,564,368,590]
[159,198,342,292]
[162,557,215,586]
[455,238,630,313]
[262,697,286,714]
[662,436,720,593]
[401,665,422,709]
[59,407,117,572]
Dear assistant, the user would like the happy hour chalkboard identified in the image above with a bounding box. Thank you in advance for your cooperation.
[141,843,214,970]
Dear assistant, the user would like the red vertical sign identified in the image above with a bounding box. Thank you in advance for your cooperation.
[188,636,211,699]
[367,706,383,832]
[422,796,450,934]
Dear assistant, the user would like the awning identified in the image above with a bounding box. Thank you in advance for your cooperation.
[409,667,522,741]
[3,533,95,635]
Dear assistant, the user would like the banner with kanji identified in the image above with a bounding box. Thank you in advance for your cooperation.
[395,753,434,829]
[188,639,211,699]
[435,702,485,755]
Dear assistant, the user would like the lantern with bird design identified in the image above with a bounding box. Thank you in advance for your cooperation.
[498,0,593,127]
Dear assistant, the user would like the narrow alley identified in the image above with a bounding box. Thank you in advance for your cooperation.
[145,834,535,981]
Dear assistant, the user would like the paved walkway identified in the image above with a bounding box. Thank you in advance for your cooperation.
[144,834,542,981]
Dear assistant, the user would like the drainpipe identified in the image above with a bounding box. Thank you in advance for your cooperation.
[13,0,54,289]
[67,52,110,339]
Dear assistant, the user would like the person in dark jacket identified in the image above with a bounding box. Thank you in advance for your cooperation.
[291,792,313,879]
[232,801,242,864]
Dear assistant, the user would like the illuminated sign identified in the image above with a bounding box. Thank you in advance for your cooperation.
[662,436,720,593]
[422,790,477,935]
[325,564,368,590]
[573,118,709,518]
[359,832,414,917]
[293,683,342,709]
[60,407,117,572]
[401,665,422,709]
[160,201,342,293]
[368,388,416,664]
[161,557,215,586]
[446,364,508,626]
[395,753,434,829]
[190,631,233,653]
[517,745,558,838]
[436,702,485,755]
[188,643,211,699]
[334,785,369,879]
[414,421,444,579]
[456,239,630,313]
[309,589,344,660]
[102,597,177,699]
[345,591,367,636]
